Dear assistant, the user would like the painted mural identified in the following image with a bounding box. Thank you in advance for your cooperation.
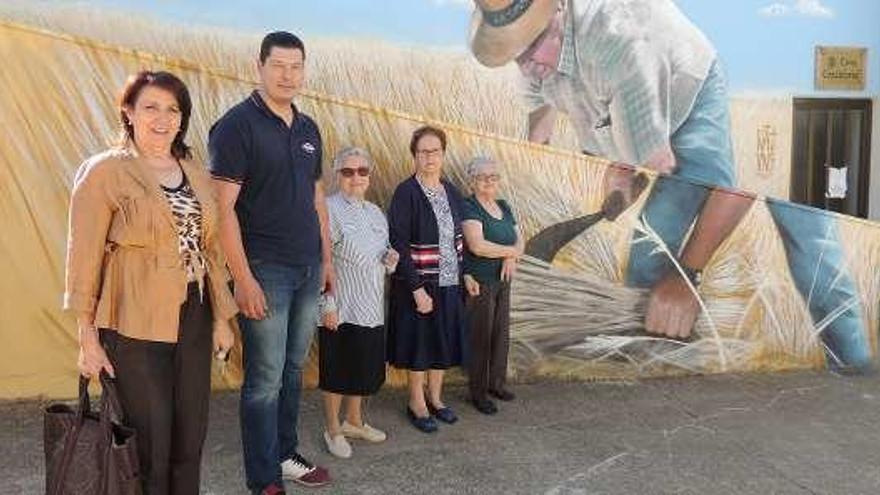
[0,0,878,398]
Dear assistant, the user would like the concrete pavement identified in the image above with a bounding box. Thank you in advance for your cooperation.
[4,371,879,494]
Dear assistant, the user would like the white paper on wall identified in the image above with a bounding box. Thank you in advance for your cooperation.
[826,166,848,199]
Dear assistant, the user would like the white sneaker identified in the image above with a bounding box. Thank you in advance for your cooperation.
[280,453,331,486]
[340,421,387,443]
[323,430,352,459]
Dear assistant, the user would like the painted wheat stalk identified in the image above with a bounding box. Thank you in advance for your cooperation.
[509,252,762,377]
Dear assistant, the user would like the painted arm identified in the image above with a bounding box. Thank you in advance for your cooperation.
[680,190,754,271]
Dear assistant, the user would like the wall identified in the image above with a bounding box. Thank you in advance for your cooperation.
[730,98,794,201]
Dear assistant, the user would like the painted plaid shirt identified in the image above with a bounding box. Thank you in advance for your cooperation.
[522,0,716,165]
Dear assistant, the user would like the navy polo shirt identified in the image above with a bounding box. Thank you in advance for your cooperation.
[208,91,323,266]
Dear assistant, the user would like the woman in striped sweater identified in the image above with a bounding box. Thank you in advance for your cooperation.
[387,125,467,434]
[318,146,398,459]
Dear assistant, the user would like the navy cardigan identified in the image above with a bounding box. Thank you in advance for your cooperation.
[387,175,465,292]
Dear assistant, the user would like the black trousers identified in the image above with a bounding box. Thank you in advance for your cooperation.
[465,281,511,401]
[101,284,213,495]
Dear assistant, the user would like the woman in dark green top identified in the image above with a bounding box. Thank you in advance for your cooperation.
[461,156,524,415]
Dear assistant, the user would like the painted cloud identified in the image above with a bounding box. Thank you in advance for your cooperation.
[759,0,835,18]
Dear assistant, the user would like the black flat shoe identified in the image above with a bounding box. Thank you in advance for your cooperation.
[426,403,458,424]
[489,388,516,401]
[407,407,438,433]
[470,397,498,415]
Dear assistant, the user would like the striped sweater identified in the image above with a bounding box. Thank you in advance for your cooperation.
[409,239,464,278]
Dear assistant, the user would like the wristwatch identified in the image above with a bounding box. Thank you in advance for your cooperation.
[681,265,703,287]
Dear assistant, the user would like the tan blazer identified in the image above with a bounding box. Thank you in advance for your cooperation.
[64,147,238,342]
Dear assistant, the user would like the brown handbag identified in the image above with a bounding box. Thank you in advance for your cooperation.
[43,374,141,495]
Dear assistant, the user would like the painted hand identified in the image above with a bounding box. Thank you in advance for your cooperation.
[645,272,701,339]
[601,163,649,221]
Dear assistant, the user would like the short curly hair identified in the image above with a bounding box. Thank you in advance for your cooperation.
[409,125,447,157]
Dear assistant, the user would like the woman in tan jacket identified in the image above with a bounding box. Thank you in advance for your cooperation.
[64,71,238,495]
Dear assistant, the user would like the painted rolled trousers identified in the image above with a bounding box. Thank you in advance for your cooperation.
[625,62,870,370]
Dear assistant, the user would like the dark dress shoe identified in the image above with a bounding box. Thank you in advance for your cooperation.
[426,403,458,424]
[489,388,516,401]
[470,397,498,415]
[407,407,438,433]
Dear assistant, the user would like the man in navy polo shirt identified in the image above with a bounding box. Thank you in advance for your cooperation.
[209,31,334,495]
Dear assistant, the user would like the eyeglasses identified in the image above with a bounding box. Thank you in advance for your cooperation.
[475,173,501,183]
[338,167,370,178]
[416,148,443,157]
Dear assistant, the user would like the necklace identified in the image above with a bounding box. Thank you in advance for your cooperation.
[148,160,182,187]
[416,175,443,196]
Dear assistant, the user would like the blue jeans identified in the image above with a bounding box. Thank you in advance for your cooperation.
[239,261,321,490]
[626,61,870,370]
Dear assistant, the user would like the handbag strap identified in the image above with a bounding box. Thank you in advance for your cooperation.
[77,376,91,419]
[49,376,92,495]
[98,373,127,494]
[98,372,124,428]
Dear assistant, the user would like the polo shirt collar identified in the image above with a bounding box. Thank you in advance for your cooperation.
[249,90,300,126]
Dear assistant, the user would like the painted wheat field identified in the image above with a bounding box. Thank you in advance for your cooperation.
[1,3,879,398]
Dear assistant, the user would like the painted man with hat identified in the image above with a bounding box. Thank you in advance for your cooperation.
[469,0,871,371]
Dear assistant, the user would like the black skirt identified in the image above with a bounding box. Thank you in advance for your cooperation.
[318,323,386,395]
[387,283,466,371]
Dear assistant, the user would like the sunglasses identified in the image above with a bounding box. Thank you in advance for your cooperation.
[338,167,371,178]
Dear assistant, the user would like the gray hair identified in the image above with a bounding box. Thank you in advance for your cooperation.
[332,146,373,171]
[465,155,497,179]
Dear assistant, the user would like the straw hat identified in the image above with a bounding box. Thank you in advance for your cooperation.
[469,0,558,67]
